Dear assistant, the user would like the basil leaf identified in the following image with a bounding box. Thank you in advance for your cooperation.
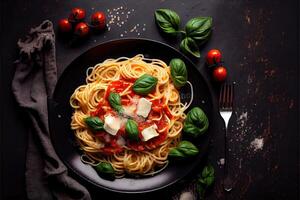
[84,116,104,131]
[168,140,199,158]
[154,9,180,36]
[125,119,139,141]
[177,141,199,156]
[199,165,215,187]
[108,92,123,113]
[191,28,212,45]
[183,107,209,137]
[94,162,115,179]
[169,148,185,158]
[201,174,214,187]
[133,74,158,95]
[201,164,214,178]
[180,37,200,58]
[169,58,188,88]
[185,17,212,43]
[197,183,205,200]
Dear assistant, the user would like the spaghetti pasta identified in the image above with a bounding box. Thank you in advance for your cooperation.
[70,54,190,177]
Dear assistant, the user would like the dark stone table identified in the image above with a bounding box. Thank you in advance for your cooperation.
[1,0,299,199]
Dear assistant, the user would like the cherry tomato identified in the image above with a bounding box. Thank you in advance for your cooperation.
[91,11,106,30]
[58,18,72,33]
[69,7,86,22]
[206,49,222,65]
[213,66,227,82]
[74,22,90,38]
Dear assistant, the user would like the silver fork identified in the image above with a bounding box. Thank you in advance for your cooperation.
[219,83,234,192]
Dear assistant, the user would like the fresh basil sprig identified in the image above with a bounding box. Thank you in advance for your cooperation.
[182,17,212,58]
[84,116,104,131]
[197,164,215,199]
[94,162,115,179]
[133,74,158,95]
[180,37,200,58]
[199,165,215,186]
[185,17,212,43]
[169,140,199,158]
[125,119,139,141]
[154,9,180,36]
[154,9,212,58]
[169,58,188,88]
[108,92,123,113]
[183,107,209,137]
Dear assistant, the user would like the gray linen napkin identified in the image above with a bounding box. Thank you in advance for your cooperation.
[12,20,91,200]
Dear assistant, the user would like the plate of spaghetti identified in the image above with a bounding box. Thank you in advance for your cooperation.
[49,38,213,193]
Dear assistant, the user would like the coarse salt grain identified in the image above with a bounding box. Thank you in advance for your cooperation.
[238,112,248,127]
[220,158,225,165]
[217,158,225,166]
[250,138,264,151]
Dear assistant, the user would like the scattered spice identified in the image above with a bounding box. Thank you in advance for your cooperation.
[106,6,131,31]
[105,6,146,37]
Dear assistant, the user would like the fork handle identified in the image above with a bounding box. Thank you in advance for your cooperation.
[223,128,233,192]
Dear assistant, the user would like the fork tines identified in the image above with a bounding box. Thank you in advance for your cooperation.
[219,83,234,110]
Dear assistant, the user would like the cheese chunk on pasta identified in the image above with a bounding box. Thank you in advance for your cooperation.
[136,98,152,118]
[141,124,159,141]
[123,105,136,117]
[104,115,121,136]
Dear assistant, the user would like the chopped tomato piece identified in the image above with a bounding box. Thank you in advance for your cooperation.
[105,80,131,99]
[121,98,131,105]
[163,105,173,119]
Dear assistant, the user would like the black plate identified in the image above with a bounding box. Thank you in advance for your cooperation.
[49,38,213,193]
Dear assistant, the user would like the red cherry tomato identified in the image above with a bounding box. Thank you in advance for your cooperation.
[91,11,106,30]
[213,66,227,82]
[74,22,90,38]
[206,49,222,65]
[58,18,72,33]
[69,7,86,22]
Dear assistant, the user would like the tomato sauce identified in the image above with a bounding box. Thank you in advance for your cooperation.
[94,132,123,155]
[127,114,169,151]
[104,80,133,99]
[91,79,172,154]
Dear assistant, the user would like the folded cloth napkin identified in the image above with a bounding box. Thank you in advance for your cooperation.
[12,20,91,200]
